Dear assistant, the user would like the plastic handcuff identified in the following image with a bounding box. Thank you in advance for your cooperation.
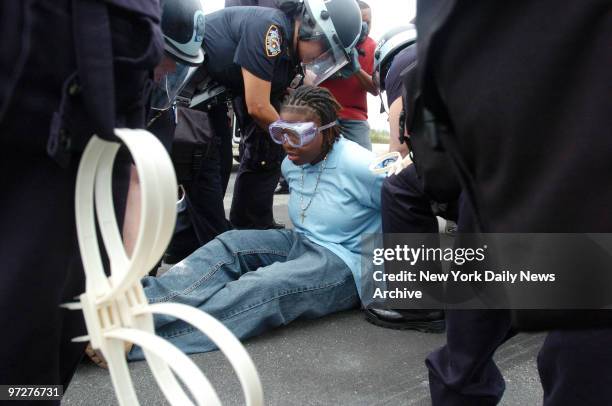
[62,129,264,406]
[369,152,413,176]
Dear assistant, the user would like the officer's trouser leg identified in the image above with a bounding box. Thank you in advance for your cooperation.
[231,162,281,229]
[538,328,612,405]
[426,310,515,405]
[0,154,84,388]
[184,139,231,246]
[208,104,233,196]
[381,164,439,234]
[230,98,283,229]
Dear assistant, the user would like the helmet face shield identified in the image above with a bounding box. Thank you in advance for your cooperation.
[301,47,349,86]
[298,0,360,85]
[151,55,198,111]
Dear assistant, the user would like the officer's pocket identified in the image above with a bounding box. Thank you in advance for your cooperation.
[107,4,164,126]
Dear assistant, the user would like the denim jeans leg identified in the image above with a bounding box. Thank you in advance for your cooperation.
[131,236,359,358]
[128,229,294,360]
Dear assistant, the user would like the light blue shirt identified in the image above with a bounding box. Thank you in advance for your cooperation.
[282,137,384,297]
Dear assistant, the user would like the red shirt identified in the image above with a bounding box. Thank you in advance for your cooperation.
[321,36,376,121]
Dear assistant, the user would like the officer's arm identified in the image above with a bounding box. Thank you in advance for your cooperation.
[122,165,141,257]
[242,67,279,129]
[388,98,409,157]
[354,68,379,96]
[355,41,379,96]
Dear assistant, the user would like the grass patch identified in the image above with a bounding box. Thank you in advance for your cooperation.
[370,129,390,144]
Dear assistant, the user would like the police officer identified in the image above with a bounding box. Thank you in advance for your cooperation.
[124,0,207,259]
[373,26,417,157]
[362,26,448,332]
[0,0,163,392]
[413,0,612,404]
[192,0,363,229]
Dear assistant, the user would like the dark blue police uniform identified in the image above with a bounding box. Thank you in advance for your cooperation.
[0,0,162,393]
[385,44,417,107]
[415,0,612,404]
[203,6,298,229]
[165,107,232,262]
[380,43,463,236]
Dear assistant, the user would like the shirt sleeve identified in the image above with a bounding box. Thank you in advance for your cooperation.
[367,172,385,209]
[385,44,417,106]
[234,15,285,82]
[385,68,404,106]
[350,148,385,209]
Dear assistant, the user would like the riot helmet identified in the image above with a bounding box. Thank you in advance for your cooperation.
[151,0,206,110]
[373,25,417,92]
[293,0,362,85]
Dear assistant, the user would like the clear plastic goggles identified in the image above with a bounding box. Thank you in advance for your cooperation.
[150,55,198,111]
[268,120,337,148]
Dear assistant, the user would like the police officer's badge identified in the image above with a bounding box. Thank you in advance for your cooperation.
[265,25,282,57]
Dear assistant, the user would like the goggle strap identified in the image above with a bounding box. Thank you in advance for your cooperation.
[318,121,338,132]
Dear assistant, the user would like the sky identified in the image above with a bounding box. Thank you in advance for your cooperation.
[203,0,417,131]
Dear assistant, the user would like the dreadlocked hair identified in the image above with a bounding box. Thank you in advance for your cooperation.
[282,85,342,156]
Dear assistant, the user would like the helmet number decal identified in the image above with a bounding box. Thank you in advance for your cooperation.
[265,25,282,58]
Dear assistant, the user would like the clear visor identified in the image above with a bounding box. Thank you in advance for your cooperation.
[301,47,349,86]
[150,55,198,111]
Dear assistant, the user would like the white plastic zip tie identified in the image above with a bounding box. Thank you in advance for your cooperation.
[64,129,264,406]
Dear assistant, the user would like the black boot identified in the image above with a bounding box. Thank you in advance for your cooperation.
[364,308,445,333]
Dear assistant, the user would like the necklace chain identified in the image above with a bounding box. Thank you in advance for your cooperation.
[299,154,328,223]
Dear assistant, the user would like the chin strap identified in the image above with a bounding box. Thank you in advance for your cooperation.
[62,129,264,406]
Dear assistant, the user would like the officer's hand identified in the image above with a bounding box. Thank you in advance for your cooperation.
[332,50,361,79]
[303,69,318,86]
[386,156,412,177]
[358,22,369,45]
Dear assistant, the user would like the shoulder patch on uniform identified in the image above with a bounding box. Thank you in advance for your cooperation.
[265,25,283,58]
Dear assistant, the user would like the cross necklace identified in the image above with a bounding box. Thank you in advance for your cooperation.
[299,154,328,224]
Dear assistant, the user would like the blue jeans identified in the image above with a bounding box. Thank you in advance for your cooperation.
[339,119,372,151]
[128,229,359,360]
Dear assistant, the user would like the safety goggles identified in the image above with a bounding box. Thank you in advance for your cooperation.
[268,120,337,148]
